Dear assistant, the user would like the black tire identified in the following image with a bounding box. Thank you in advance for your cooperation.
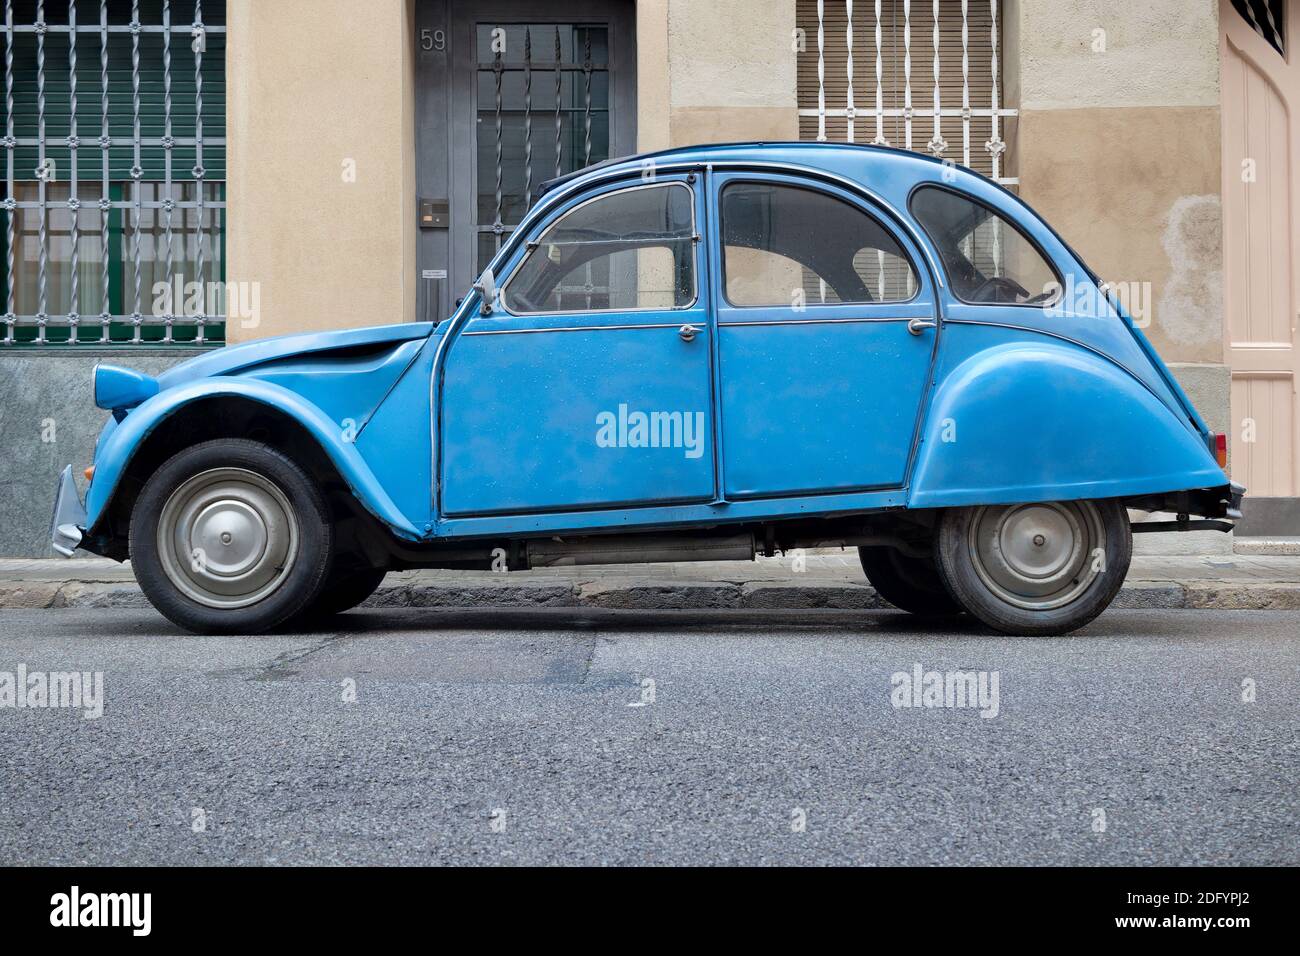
[934,499,1131,636]
[858,545,962,615]
[294,562,387,621]
[129,439,334,634]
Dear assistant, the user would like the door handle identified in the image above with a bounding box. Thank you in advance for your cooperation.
[679,323,703,342]
[907,318,937,335]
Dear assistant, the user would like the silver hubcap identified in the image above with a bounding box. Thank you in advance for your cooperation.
[157,467,299,609]
[968,501,1105,610]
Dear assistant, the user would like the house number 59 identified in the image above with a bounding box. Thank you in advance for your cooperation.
[421,28,446,52]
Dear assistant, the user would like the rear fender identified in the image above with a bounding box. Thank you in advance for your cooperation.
[908,341,1227,508]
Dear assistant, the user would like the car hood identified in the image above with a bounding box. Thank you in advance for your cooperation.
[90,320,439,476]
[157,322,437,389]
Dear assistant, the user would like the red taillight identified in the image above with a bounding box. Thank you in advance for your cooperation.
[1214,433,1228,469]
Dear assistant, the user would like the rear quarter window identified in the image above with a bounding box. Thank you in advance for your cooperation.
[910,185,1060,307]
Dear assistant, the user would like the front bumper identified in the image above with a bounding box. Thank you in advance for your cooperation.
[49,465,88,557]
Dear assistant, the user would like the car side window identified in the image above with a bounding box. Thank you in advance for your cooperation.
[502,182,696,314]
[720,181,917,307]
[910,185,1060,306]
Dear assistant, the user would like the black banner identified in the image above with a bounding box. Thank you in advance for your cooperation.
[0,866,1279,942]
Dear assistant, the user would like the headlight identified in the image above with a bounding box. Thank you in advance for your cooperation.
[93,363,159,412]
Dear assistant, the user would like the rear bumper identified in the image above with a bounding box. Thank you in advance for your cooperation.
[49,465,88,557]
[1226,480,1246,520]
[1128,481,1245,534]
[1191,480,1247,521]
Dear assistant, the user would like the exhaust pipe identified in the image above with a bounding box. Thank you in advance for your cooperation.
[526,533,755,568]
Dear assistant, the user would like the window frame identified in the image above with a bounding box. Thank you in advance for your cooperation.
[907,183,1064,311]
[717,178,921,311]
[498,179,700,318]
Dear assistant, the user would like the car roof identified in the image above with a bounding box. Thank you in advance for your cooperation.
[534,140,994,200]
[530,139,1105,304]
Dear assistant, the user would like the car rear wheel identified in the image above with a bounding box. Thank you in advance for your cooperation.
[858,545,962,616]
[129,439,334,634]
[934,499,1131,636]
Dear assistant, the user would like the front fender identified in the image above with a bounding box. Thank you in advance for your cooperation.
[908,341,1227,508]
[85,378,423,540]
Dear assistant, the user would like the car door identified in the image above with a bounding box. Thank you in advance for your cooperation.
[439,175,716,516]
[710,173,938,498]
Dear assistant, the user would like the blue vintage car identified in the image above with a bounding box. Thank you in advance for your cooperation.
[50,142,1242,635]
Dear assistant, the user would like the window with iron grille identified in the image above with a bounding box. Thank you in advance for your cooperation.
[2,0,225,346]
[475,22,611,275]
[796,0,1015,185]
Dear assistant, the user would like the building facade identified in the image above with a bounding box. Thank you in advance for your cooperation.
[1,0,1295,555]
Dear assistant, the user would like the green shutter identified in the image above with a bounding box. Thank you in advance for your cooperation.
[3,1,226,346]
[9,0,226,183]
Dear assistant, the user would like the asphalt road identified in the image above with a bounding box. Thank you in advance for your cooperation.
[0,607,1296,866]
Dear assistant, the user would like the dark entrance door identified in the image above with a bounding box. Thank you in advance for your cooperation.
[414,0,637,321]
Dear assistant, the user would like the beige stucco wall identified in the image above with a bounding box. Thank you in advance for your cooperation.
[1017,107,1224,363]
[226,0,416,342]
[639,0,799,151]
[1015,0,1220,109]
[636,0,672,152]
[224,0,1223,365]
[1008,0,1224,366]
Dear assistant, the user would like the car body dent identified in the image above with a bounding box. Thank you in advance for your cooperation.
[238,337,426,438]
[156,321,435,390]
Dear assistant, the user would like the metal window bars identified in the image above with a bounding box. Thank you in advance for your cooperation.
[801,0,1016,185]
[477,23,607,270]
[2,0,226,346]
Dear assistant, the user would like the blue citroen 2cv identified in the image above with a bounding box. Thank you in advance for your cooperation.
[50,142,1242,636]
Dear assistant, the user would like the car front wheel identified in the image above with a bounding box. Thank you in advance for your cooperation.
[129,439,334,634]
[933,499,1131,636]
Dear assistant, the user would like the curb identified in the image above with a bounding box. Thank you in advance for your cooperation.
[4,577,1300,612]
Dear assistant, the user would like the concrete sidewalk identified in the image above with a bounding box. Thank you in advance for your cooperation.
[4,548,1300,611]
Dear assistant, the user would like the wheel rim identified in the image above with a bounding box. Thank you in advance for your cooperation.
[967,501,1105,611]
[156,467,299,609]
